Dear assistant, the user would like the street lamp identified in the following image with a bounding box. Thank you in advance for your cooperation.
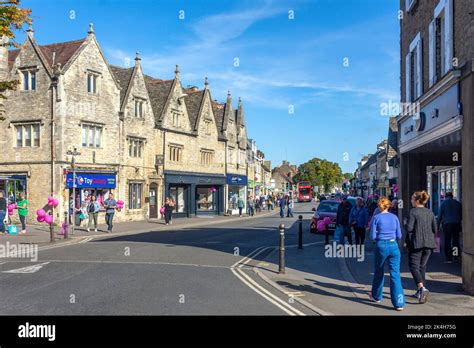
[67,147,81,235]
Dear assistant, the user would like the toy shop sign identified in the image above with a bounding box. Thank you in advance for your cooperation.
[66,173,116,189]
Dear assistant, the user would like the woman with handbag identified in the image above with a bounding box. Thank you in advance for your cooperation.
[404,191,437,304]
[164,197,174,225]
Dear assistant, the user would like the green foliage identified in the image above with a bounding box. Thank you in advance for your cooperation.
[293,157,343,193]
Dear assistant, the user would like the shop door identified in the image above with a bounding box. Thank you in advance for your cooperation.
[169,185,188,217]
[149,183,158,218]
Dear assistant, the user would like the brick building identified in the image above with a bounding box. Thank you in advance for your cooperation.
[397,0,474,293]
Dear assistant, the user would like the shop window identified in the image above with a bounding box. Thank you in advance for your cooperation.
[169,144,183,162]
[14,123,40,147]
[87,73,98,94]
[196,187,215,211]
[82,124,102,148]
[200,149,214,165]
[21,70,36,91]
[129,183,142,209]
[128,138,144,158]
[169,186,185,213]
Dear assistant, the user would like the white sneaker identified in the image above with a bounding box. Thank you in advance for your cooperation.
[87,228,90,232]
[95,228,97,233]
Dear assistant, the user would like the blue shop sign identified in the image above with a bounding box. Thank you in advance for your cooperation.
[226,174,247,186]
[66,173,116,189]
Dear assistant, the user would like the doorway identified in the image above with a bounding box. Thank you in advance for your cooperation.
[149,183,158,219]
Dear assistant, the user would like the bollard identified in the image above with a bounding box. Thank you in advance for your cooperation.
[279,223,285,274]
[63,212,69,239]
[298,215,303,249]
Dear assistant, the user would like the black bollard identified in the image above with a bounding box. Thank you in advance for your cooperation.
[279,223,285,274]
[298,215,303,249]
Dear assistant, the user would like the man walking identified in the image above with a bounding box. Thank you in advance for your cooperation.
[336,196,353,244]
[104,193,117,233]
[438,192,462,263]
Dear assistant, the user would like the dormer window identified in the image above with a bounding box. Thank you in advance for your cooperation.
[172,111,181,128]
[21,70,36,91]
[134,98,146,118]
[87,72,99,94]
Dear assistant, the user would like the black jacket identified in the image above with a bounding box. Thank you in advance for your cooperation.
[404,207,437,249]
[336,201,352,226]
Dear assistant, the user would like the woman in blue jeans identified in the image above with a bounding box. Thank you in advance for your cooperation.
[368,196,405,311]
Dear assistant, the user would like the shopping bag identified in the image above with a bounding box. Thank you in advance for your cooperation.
[334,225,344,244]
[160,206,165,215]
[8,225,18,235]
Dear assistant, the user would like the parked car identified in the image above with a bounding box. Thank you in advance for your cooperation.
[310,199,340,234]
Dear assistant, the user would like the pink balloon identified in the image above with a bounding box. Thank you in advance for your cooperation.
[52,198,59,207]
[323,217,332,225]
[36,209,46,217]
[117,200,124,205]
[37,215,45,223]
[317,221,325,232]
[8,210,13,216]
[44,214,53,225]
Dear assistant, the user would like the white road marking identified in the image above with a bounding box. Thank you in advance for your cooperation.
[2,262,50,274]
[231,246,305,316]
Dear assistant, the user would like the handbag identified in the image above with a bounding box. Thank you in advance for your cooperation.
[160,206,165,214]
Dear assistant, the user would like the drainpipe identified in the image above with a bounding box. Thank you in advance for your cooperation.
[50,72,59,242]
[162,129,166,206]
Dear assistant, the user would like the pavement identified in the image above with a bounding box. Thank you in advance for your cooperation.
[0,208,277,247]
[0,202,471,315]
[253,204,474,315]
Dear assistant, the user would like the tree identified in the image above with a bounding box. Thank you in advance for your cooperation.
[293,157,343,193]
[343,172,354,180]
[0,1,32,106]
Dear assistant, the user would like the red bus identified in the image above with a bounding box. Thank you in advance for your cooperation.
[297,181,313,202]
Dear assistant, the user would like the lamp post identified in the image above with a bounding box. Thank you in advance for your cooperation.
[67,147,81,235]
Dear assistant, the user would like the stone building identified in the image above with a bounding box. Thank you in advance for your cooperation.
[397,0,473,293]
[0,24,252,224]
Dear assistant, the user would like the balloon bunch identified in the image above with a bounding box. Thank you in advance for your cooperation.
[209,187,217,193]
[116,200,124,210]
[316,217,332,232]
[36,196,59,225]
[7,203,16,216]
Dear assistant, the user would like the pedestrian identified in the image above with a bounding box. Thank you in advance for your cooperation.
[247,197,254,216]
[336,196,353,244]
[17,192,28,234]
[237,195,245,217]
[287,196,294,217]
[368,196,405,311]
[349,197,368,245]
[437,192,462,263]
[104,193,117,233]
[87,195,100,232]
[267,196,273,211]
[368,195,379,219]
[77,202,88,227]
[389,199,399,215]
[279,195,286,218]
[404,191,437,304]
[0,191,6,233]
[254,197,260,213]
[164,197,174,225]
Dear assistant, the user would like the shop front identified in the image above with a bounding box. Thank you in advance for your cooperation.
[165,171,225,218]
[66,171,117,212]
[226,174,247,215]
[0,174,27,203]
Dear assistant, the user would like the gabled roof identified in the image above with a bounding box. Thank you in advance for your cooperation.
[7,49,20,70]
[211,101,227,141]
[110,65,134,107]
[144,76,174,126]
[360,153,378,170]
[38,39,86,69]
[184,89,205,132]
[272,167,292,183]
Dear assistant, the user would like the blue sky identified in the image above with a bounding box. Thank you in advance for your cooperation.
[20,0,400,173]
